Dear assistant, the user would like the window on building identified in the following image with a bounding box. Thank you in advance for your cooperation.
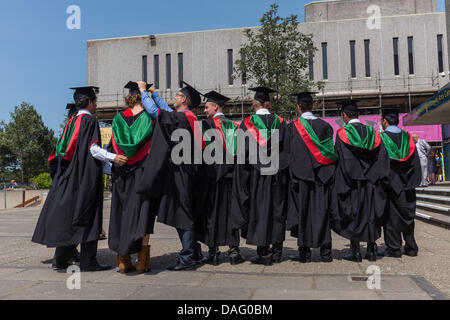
[408,36,414,75]
[308,47,314,81]
[393,37,399,76]
[241,52,247,85]
[349,40,356,78]
[178,53,183,88]
[227,49,233,85]
[166,54,171,89]
[364,40,370,77]
[154,55,160,89]
[437,34,444,73]
[142,56,147,83]
[322,42,328,80]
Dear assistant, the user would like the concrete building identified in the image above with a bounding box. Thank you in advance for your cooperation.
[87,0,448,123]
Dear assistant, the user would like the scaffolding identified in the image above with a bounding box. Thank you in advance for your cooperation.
[95,71,446,123]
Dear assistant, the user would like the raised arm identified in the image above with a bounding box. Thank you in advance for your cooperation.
[138,81,172,117]
[151,92,172,112]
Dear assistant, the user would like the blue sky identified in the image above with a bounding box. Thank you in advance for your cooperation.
[0,0,446,134]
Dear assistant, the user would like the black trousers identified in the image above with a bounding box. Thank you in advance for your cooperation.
[54,240,98,269]
[299,242,332,258]
[384,226,418,255]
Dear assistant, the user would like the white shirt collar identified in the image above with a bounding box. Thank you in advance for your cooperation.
[301,112,318,120]
[77,109,92,116]
[348,119,361,124]
[213,112,224,118]
[256,108,271,115]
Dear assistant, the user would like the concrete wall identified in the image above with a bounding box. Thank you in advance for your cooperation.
[305,0,436,23]
[0,190,47,209]
[87,0,447,109]
[87,27,255,106]
[303,12,448,95]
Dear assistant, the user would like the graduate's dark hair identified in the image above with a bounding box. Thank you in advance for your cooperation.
[299,101,313,112]
[382,114,399,126]
[343,110,359,119]
[125,93,141,108]
[75,98,91,110]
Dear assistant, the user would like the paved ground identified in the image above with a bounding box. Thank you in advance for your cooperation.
[0,200,448,300]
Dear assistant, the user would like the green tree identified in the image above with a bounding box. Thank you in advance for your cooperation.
[233,3,324,116]
[1,103,57,183]
[0,125,19,183]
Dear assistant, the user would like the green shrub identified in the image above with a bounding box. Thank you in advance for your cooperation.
[32,173,52,189]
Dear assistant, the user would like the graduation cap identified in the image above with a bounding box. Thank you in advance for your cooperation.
[66,103,77,117]
[381,106,400,118]
[336,99,359,114]
[124,81,153,95]
[290,91,317,107]
[180,81,202,108]
[203,91,230,108]
[249,87,277,104]
[70,86,99,103]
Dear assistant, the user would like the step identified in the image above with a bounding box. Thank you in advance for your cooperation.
[416,187,450,197]
[416,202,450,217]
[416,210,450,229]
[416,194,450,206]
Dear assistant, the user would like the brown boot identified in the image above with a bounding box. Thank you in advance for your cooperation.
[117,254,136,274]
[136,245,151,273]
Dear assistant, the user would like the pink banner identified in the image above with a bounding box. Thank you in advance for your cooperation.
[321,114,442,142]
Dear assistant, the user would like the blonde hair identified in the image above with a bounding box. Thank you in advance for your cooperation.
[125,93,141,108]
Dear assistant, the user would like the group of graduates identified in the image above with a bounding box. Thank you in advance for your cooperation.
[31,80,421,273]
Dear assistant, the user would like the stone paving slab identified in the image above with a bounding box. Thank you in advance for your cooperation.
[3,281,142,300]
[200,273,314,290]
[0,280,41,299]
[251,289,380,300]
[0,268,26,280]
[127,285,254,300]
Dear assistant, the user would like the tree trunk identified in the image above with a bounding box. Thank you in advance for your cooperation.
[20,151,24,183]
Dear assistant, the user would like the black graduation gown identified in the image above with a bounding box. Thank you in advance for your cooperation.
[107,111,157,255]
[136,110,201,231]
[231,114,290,247]
[383,131,421,234]
[331,123,390,243]
[286,118,337,248]
[32,115,103,247]
[196,115,240,248]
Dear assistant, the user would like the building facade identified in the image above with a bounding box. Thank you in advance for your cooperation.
[87,0,448,136]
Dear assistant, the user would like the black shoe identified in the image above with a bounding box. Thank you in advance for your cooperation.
[202,252,221,266]
[288,254,300,261]
[229,253,245,265]
[167,262,197,271]
[382,249,402,258]
[299,254,311,263]
[52,262,70,271]
[71,248,81,263]
[364,251,377,261]
[343,252,362,262]
[250,255,272,266]
[320,255,333,263]
[404,250,418,257]
[80,261,112,272]
[365,243,378,261]
[272,253,282,263]
[193,252,204,265]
